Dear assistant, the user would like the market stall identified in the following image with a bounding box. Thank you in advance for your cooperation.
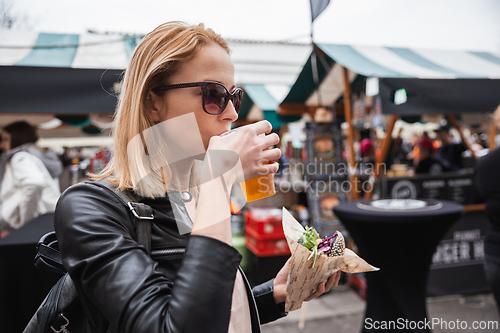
[0,29,310,117]
[279,43,500,196]
[278,42,500,296]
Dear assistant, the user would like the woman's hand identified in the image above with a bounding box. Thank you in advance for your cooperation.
[192,121,280,244]
[206,120,281,185]
[272,258,342,304]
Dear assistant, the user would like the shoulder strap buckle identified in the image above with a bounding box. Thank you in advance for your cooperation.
[127,202,154,220]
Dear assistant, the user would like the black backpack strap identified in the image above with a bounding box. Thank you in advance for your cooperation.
[34,181,155,275]
[91,180,154,255]
[126,201,153,254]
[29,181,155,333]
[34,232,66,275]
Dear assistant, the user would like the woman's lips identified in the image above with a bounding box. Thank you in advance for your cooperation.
[218,129,236,137]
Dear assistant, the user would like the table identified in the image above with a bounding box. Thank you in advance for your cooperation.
[334,200,463,332]
[0,213,61,333]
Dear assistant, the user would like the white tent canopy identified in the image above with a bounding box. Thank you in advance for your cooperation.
[0,30,311,116]
[0,29,311,86]
[0,29,309,141]
[282,43,500,115]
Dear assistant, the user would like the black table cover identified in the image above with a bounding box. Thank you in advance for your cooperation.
[0,213,61,333]
[334,200,463,332]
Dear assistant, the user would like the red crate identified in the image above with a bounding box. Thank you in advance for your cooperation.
[245,227,290,257]
[244,208,284,238]
[348,273,367,300]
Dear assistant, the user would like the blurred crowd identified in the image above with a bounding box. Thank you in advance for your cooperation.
[356,122,491,178]
[0,117,495,238]
[0,120,109,237]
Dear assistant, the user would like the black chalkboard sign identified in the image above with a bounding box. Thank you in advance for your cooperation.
[380,172,477,205]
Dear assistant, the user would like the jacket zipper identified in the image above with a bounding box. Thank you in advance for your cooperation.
[151,247,186,257]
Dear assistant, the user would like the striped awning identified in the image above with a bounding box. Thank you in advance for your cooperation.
[316,43,500,79]
[0,31,135,69]
[0,31,139,114]
[281,43,500,116]
[0,29,310,114]
[280,48,359,111]
[242,84,300,128]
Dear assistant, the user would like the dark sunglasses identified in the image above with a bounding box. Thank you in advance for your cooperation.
[152,81,243,115]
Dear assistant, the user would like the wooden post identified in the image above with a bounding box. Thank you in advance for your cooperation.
[364,115,399,200]
[490,121,497,150]
[341,66,359,200]
[446,114,477,161]
[463,204,486,213]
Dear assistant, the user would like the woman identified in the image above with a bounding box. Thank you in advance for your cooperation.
[0,121,62,231]
[54,22,340,333]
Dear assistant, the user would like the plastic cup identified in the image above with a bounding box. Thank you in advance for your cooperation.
[240,163,276,202]
[220,130,276,202]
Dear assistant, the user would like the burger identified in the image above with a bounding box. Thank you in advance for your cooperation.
[298,226,345,267]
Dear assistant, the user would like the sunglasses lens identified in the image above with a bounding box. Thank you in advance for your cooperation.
[233,89,242,114]
[204,83,227,114]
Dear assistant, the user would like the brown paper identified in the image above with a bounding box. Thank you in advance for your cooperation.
[282,207,379,311]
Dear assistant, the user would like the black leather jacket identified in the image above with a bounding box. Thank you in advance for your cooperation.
[54,181,287,333]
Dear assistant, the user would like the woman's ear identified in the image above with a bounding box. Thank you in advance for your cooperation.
[147,91,163,123]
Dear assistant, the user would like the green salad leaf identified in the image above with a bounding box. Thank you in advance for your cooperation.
[300,226,321,267]
[300,226,320,250]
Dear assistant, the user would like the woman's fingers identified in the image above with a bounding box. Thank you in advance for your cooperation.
[304,282,325,302]
[262,132,280,149]
[261,148,282,162]
[335,271,342,285]
[304,271,343,302]
[208,121,281,182]
[251,120,273,135]
[258,161,279,176]
[325,271,341,292]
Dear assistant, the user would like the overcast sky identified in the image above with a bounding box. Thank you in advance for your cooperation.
[9,0,500,52]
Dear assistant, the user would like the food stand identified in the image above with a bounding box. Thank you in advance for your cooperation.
[2,27,499,315]
[277,42,500,297]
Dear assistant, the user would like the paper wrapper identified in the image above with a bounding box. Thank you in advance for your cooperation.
[282,207,379,311]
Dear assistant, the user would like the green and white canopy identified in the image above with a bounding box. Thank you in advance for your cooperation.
[241,84,301,128]
[282,43,500,115]
[0,29,310,115]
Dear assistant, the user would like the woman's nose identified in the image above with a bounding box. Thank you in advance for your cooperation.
[222,101,239,122]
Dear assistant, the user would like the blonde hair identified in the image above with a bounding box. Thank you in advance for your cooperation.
[92,22,230,197]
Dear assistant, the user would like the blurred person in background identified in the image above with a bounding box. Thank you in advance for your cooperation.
[434,124,466,172]
[0,121,62,232]
[395,131,415,167]
[358,138,376,196]
[475,105,500,315]
[360,138,375,166]
[414,138,446,174]
[471,132,489,158]
[405,133,421,167]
